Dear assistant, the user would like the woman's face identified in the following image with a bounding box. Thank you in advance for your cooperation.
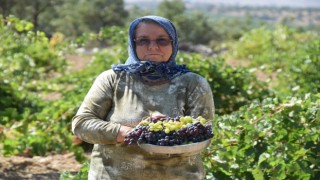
[134,22,173,62]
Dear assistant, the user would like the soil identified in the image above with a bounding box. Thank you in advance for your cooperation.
[0,153,85,180]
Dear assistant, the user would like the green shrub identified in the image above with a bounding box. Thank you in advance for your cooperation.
[0,15,67,120]
[203,93,320,179]
[177,53,274,115]
[227,25,319,98]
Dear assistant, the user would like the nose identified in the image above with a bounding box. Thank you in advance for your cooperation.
[148,40,159,49]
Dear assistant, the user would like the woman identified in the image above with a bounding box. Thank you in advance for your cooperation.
[72,15,214,180]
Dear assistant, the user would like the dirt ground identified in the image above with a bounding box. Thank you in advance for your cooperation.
[0,153,84,180]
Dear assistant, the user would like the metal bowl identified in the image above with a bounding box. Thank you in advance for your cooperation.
[138,139,211,156]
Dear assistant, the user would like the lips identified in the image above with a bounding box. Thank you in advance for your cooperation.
[142,54,164,62]
[144,54,163,59]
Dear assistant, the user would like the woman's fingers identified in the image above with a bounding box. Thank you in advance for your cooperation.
[152,114,166,119]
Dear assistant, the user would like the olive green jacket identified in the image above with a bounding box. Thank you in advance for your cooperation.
[72,70,214,180]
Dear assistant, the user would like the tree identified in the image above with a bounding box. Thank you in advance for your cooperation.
[0,0,17,17]
[1,0,62,31]
[156,0,219,45]
[127,5,153,23]
[157,0,185,21]
[0,0,128,37]
[80,0,128,33]
[51,0,128,37]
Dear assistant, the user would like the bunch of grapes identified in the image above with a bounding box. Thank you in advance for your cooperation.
[124,116,213,146]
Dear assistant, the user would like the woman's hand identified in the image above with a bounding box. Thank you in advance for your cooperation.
[116,125,133,142]
[146,113,167,122]
[116,113,166,142]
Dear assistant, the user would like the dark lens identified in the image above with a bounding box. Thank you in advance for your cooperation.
[135,38,171,46]
[135,38,150,46]
[156,38,171,46]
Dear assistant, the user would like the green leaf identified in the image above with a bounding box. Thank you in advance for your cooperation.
[252,167,264,180]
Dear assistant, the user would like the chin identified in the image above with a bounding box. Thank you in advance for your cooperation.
[143,58,169,63]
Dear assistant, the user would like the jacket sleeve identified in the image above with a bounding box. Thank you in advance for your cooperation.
[72,70,121,145]
[184,74,215,121]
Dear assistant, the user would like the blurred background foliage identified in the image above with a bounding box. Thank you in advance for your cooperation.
[0,0,301,46]
[0,0,319,179]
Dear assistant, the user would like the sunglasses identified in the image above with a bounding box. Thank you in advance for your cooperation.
[134,37,172,47]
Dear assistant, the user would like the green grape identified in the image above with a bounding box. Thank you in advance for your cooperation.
[164,128,170,134]
[139,120,149,126]
[149,122,164,132]
[183,116,193,123]
[196,116,207,125]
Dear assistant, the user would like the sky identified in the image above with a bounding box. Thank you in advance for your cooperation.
[125,0,320,8]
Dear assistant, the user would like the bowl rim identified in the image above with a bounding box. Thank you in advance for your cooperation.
[138,139,211,155]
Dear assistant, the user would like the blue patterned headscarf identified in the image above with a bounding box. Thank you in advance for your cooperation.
[112,15,189,85]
